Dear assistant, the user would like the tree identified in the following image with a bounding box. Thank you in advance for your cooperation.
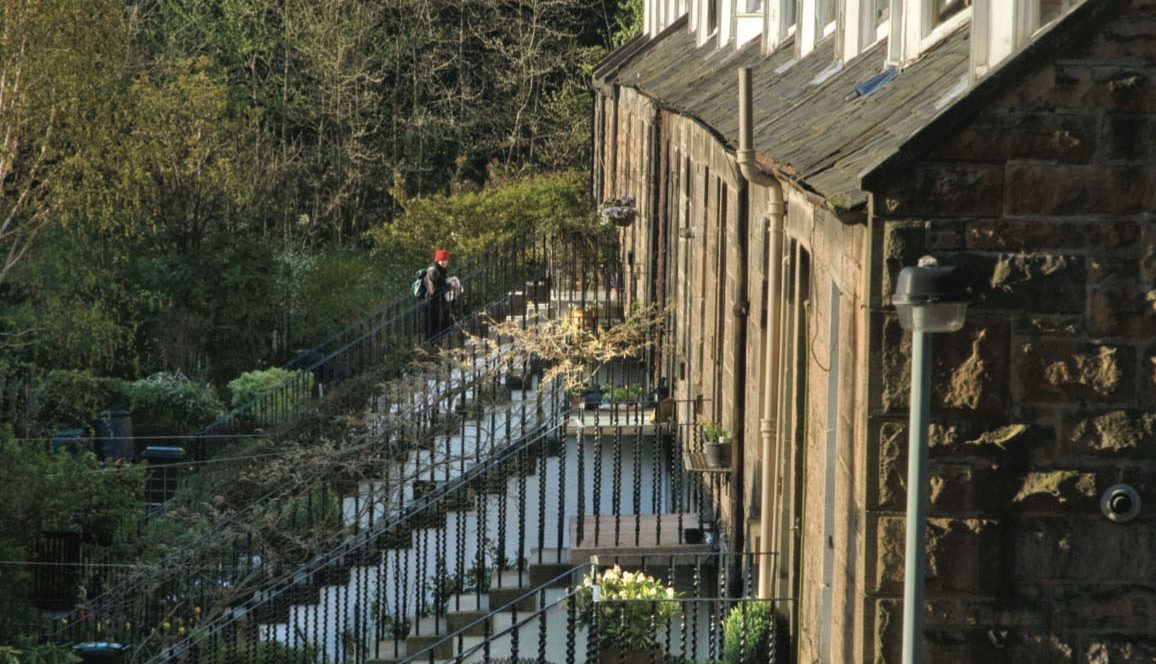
[0,0,131,287]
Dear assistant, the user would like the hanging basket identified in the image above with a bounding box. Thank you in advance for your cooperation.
[611,209,636,227]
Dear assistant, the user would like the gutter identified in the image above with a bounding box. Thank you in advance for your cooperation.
[737,67,786,599]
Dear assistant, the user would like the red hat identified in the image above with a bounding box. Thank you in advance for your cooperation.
[434,249,450,261]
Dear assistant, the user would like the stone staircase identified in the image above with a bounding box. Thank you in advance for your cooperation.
[367,551,575,663]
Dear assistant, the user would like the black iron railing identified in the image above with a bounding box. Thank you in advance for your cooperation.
[401,552,788,664]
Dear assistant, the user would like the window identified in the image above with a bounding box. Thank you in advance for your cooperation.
[764,0,796,53]
[708,0,719,33]
[842,0,890,63]
[970,0,1083,80]
[890,0,973,67]
[928,0,971,33]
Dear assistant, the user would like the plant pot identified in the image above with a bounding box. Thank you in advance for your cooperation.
[705,441,731,468]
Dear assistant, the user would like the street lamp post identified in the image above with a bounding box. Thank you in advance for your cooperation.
[891,255,968,664]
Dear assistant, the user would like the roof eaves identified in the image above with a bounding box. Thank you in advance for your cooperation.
[859,0,1126,190]
[592,16,690,91]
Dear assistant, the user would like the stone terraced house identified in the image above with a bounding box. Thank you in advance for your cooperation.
[594,0,1156,661]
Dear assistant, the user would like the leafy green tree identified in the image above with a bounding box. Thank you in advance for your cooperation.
[0,0,131,287]
[366,170,590,266]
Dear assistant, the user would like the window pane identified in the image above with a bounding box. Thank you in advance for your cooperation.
[876,0,889,26]
[745,0,764,12]
[784,0,796,25]
[931,0,972,28]
[709,0,718,31]
[819,0,836,25]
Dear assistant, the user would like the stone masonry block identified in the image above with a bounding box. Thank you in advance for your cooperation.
[1087,257,1140,286]
[1068,409,1156,457]
[1015,519,1156,584]
[1143,220,1156,282]
[1082,636,1156,664]
[965,220,1140,252]
[932,110,1096,163]
[1016,341,1135,403]
[880,163,1004,219]
[1145,345,1156,407]
[1011,62,1156,113]
[1050,584,1156,632]
[876,421,906,512]
[1006,163,1151,216]
[1011,470,1097,511]
[882,222,928,301]
[1008,633,1076,663]
[880,316,1011,415]
[873,599,902,664]
[929,464,1015,514]
[955,253,1085,314]
[1087,277,1156,338]
[1103,113,1154,161]
[931,317,1011,414]
[874,516,906,596]
[925,518,1001,596]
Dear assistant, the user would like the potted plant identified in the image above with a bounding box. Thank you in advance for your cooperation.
[575,565,679,663]
[607,383,644,412]
[700,421,732,468]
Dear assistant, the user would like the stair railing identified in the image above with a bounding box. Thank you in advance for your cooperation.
[61,336,551,652]
[146,413,567,664]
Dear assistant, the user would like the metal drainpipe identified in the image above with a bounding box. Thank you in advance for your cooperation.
[736,67,786,599]
[728,176,749,600]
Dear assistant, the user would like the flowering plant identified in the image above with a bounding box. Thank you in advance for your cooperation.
[599,194,637,227]
[574,565,679,650]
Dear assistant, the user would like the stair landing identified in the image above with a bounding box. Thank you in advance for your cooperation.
[568,513,712,564]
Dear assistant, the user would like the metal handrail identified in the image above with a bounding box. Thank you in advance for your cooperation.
[147,415,567,663]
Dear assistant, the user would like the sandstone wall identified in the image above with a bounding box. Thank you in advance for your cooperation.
[866,2,1156,661]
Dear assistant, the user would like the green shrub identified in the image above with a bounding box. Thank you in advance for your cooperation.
[32,369,127,435]
[722,601,774,664]
[124,372,223,434]
[226,367,314,425]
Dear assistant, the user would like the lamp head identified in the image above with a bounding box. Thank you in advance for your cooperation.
[892,256,969,332]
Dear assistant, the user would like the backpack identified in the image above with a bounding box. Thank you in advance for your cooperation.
[411,267,428,300]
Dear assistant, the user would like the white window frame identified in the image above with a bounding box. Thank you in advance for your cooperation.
[971,0,1081,80]
[888,0,972,67]
[763,0,797,54]
[841,0,889,63]
[696,0,722,45]
[799,0,837,57]
[735,0,765,47]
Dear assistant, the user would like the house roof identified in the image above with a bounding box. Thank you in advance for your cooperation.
[596,1,1115,210]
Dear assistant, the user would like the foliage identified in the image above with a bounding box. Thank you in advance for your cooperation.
[124,372,224,434]
[701,422,730,444]
[575,565,679,650]
[227,368,310,408]
[722,601,775,664]
[195,638,319,664]
[30,370,126,436]
[0,644,80,664]
[0,442,145,643]
[283,249,398,350]
[606,383,644,403]
[367,170,590,267]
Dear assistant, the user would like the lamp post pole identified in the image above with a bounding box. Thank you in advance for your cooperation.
[892,255,968,664]
[902,328,932,664]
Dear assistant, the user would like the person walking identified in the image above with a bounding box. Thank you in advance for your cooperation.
[424,249,452,344]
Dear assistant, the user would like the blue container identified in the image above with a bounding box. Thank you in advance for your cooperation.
[72,642,126,663]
